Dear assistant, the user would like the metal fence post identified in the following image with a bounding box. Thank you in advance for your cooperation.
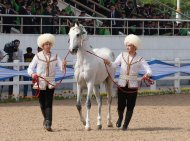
[13,60,20,101]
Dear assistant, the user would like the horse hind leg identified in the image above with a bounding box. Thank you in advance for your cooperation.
[105,78,113,127]
[76,85,86,126]
[93,85,102,130]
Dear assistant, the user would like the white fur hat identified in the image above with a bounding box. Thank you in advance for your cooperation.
[37,33,55,48]
[124,34,141,49]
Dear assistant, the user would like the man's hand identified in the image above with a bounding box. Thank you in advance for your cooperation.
[32,73,38,79]
[62,60,67,73]
[104,59,111,66]
[143,74,150,79]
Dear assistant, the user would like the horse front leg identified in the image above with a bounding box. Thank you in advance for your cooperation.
[105,79,113,127]
[76,84,86,126]
[93,85,102,130]
[85,82,94,131]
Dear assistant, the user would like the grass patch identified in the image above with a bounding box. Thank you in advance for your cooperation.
[1,88,190,103]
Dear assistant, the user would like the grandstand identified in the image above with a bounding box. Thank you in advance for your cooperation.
[0,0,189,35]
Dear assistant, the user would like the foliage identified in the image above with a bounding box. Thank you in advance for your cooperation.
[140,0,190,13]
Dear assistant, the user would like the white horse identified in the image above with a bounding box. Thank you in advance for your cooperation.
[68,23,115,130]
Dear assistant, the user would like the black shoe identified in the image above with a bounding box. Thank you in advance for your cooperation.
[44,120,52,132]
[116,110,124,128]
[116,118,122,128]
[122,125,128,131]
[122,111,133,131]
[45,125,52,132]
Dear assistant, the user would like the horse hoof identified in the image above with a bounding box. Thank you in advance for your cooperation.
[85,126,91,131]
[107,122,113,127]
[82,121,86,126]
[97,125,102,130]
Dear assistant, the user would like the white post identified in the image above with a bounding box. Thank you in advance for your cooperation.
[150,58,156,90]
[73,82,77,94]
[174,58,181,93]
[150,81,156,91]
[13,60,20,101]
[176,0,181,24]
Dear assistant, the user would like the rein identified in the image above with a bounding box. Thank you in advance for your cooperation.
[32,51,70,97]
[85,50,154,94]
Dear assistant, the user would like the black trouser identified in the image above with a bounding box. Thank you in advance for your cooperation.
[117,85,138,129]
[39,87,54,124]
[8,77,13,96]
[117,85,138,112]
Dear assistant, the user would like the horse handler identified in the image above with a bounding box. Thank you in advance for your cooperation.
[28,33,65,131]
[104,34,152,131]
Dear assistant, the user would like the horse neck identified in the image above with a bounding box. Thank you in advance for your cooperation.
[77,40,94,62]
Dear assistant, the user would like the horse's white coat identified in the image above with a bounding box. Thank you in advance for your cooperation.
[68,23,115,130]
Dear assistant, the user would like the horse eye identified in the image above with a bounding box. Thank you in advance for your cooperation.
[76,34,80,37]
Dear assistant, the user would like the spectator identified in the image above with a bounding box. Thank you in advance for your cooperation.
[78,11,87,26]
[125,1,133,18]
[51,0,59,15]
[23,47,35,98]
[42,5,53,33]
[19,4,35,34]
[107,3,122,35]
[2,2,16,33]
[3,39,23,97]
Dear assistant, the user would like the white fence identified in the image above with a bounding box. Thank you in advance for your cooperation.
[1,58,190,100]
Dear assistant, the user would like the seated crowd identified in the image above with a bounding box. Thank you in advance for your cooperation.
[0,0,189,36]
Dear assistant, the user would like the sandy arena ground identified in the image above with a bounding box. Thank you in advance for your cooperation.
[0,94,190,141]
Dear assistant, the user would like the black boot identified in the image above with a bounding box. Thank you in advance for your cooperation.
[44,108,52,131]
[122,111,133,131]
[40,107,46,128]
[44,120,52,131]
[116,110,124,128]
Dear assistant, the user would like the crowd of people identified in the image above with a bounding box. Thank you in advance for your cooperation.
[0,0,189,35]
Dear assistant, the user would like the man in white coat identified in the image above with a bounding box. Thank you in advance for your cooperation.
[28,33,65,131]
[104,34,152,130]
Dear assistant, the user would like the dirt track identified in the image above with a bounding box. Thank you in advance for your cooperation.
[0,94,190,141]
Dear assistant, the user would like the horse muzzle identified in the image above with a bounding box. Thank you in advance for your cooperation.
[69,46,79,55]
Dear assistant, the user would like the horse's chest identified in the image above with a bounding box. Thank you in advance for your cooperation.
[74,65,92,83]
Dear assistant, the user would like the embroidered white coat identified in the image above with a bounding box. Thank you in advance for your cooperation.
[112,52,152,88]
[27,51,63,90]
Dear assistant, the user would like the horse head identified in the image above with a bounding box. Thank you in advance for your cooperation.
[68,22,87,55]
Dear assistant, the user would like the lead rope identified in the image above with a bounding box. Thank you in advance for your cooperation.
[86,50,154,94]
[32,51,70,97]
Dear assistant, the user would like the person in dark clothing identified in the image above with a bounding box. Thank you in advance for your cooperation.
[42,5,53,33]
[23,47,35,97]
[19,4,35,34]
[107,3,122,35]
[2,2,16,33]
[4,39,23,97]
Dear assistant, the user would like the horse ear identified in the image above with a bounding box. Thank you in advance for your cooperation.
[68,20,74,29]
[75,21,80,27]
